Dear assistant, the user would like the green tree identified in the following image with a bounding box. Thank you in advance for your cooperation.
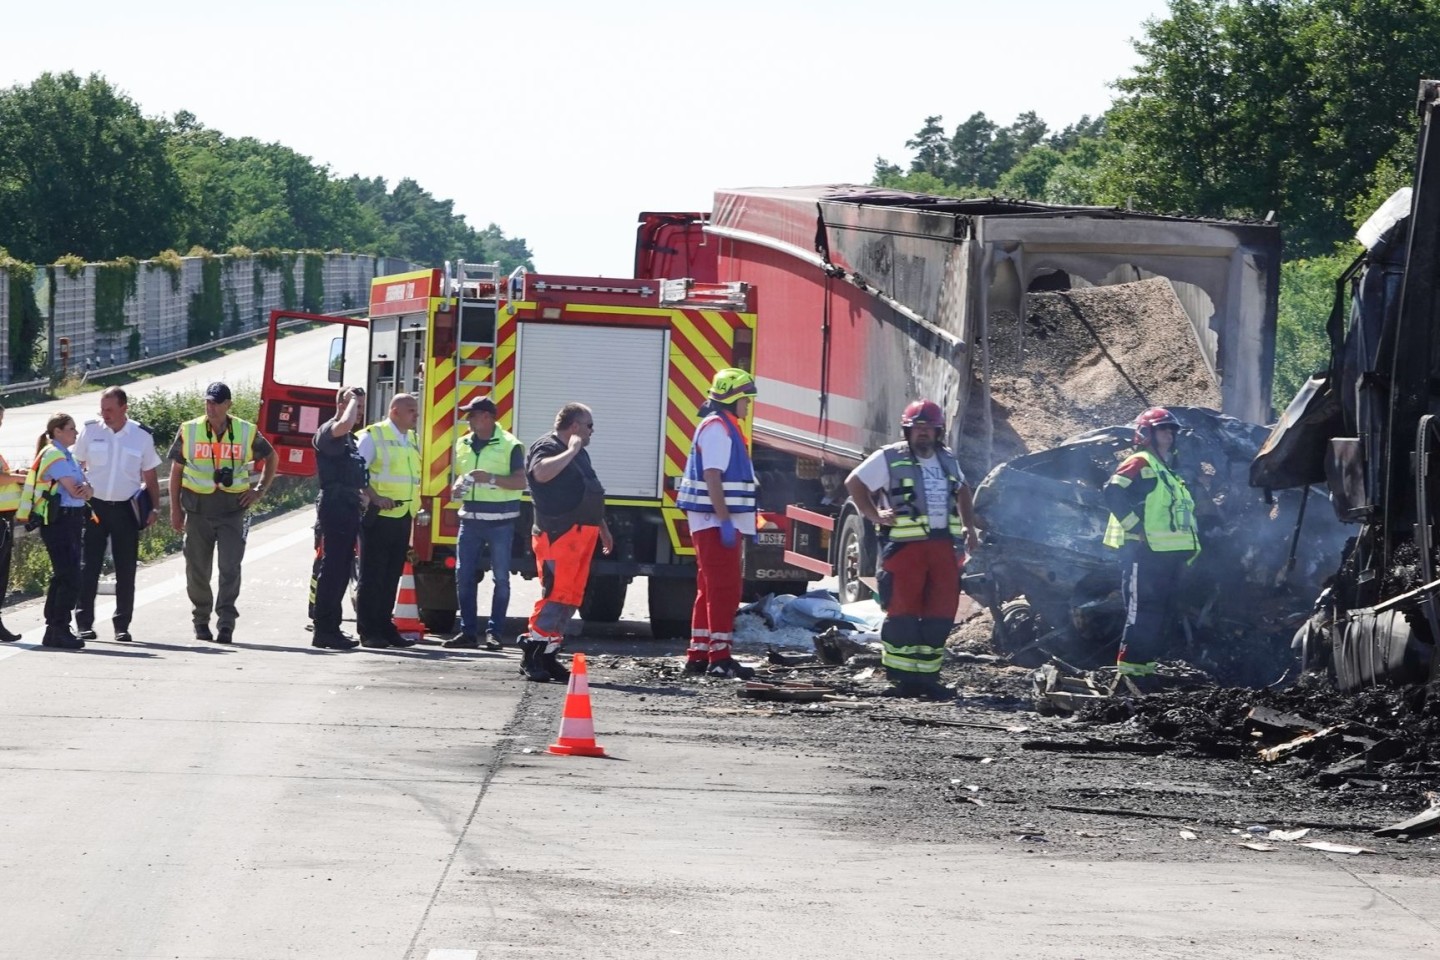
[905,116,951,177]
[1103,0,1440,255]
[996,145,1064,199]
[1274,251,1355,403]
[0,72,182,263]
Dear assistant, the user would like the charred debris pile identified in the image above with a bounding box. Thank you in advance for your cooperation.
[1074,677,1440,807]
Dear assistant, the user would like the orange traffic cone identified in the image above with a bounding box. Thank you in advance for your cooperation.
[392,561,424,640]
[547,652,607,757]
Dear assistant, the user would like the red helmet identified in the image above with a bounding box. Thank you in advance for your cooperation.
[1133,406,1181,445]
[901,399,945,430]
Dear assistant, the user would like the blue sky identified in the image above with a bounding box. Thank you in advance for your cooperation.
[4,0,1172,276]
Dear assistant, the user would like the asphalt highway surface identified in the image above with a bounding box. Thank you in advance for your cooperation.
[0,506,1436,958]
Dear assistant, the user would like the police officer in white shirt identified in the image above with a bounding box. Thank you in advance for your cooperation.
[73,386,162,643]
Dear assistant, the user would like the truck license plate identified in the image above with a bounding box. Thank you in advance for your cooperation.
[755,531,785,546]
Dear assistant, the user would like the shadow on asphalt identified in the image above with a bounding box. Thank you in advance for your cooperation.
[50,647,159,659]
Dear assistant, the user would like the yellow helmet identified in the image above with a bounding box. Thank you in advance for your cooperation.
[708,367,757,403]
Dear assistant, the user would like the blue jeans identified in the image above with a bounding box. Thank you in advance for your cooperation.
[456,517,515,637]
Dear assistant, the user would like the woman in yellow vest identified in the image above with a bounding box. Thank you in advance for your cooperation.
[0,403,24,641]
[1101,407,1201,680]
[16,414,94,649]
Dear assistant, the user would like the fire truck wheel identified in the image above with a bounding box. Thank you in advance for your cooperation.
[580,574,627,623]
[648,576,697,640]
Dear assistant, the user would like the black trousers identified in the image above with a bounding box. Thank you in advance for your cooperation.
[1117,542,1188,665]
[41,509,85,630]
[76,498,142,632]
[313,501,361,633]
[0,512,13,610]
[356,512,412,638]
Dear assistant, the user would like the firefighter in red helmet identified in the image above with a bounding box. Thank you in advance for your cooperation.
[845,399,980,698]
[1101,407,1201,683]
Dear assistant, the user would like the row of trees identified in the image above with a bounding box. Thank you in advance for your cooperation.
[0,72,532,271]
[874,1,1440,404]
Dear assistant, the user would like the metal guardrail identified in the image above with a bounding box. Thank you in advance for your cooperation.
[0,309,366,397]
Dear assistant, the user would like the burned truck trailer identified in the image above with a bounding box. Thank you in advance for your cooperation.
[642,187,1282,600]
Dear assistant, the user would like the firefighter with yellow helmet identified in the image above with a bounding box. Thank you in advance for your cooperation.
[1102,406,1201,680]
[677,368,760,679]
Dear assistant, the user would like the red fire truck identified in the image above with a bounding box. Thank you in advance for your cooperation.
[258,260,808,639]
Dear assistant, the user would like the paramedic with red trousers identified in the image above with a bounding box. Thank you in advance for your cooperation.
[521,402,613,682]
[845,400,980,698]
[677,368,759,680]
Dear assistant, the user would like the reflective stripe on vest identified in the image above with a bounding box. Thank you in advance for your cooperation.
[676,412,758,514]
[0,453,20,513]
[454,428,523,520]
[14,446,66,525]
[880,442,964,541]
[1102,450,1200,553]
[179,417,256,494]
[365,420,420,518]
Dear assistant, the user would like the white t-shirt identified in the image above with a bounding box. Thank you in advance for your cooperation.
[73,418,162,501]
[851,447,962,533]
[684,418,757,536]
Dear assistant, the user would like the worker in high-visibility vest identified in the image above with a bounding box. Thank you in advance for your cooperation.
[444,396,525,652]
[676,368,759,679]
[17,413,94,648]
[356,393,421,649]
[168,382,279,645]
[0,403,25,642]
[1102,406,1201,681]
[845,400,980,699]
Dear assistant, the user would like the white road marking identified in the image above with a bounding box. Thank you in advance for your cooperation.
[0,519,313,663]
[425,951,478,960]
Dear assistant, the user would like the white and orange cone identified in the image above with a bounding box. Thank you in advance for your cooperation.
[392,561,425,641]
[547,652,607,757]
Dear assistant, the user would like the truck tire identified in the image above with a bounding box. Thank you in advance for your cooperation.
[647,576,697,640]
[837,512,874,604]
[580,574,627,623]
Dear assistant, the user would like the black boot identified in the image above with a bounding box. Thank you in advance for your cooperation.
[518,637,551,682]
[0,620,19,643]
[541,648,570,684]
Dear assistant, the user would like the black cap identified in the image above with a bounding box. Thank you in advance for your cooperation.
[204,382,232,403]
[460,396,497,415]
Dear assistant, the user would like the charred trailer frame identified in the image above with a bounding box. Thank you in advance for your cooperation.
[1256,80,1440,691]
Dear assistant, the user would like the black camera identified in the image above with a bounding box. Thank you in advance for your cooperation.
[214,467,234,487]
[352,387,365,397]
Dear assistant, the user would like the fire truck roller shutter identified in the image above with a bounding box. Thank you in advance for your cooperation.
[513,323,668,499]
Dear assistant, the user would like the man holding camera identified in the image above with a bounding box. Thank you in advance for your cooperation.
[309,386,369,650]
[168,382,279,644]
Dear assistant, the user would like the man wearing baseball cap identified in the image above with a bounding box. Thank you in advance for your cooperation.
[168,381,278,644]
[444,396,525,651]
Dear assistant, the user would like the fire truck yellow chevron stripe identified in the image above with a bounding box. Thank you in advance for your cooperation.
[425,356,458,493]
[460,363,493,384]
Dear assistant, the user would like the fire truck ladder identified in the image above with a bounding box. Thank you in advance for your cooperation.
[451,259,503,432]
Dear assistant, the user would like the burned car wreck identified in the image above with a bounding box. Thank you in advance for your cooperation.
[964,406,1345,687]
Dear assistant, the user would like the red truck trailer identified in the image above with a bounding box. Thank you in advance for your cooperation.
[637,186,1282,602]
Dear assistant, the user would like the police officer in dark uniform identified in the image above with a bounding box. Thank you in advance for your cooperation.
[310,386,369,650]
